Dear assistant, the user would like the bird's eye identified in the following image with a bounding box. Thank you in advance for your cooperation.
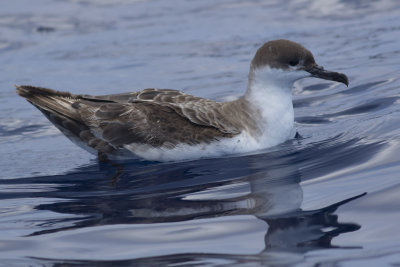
[289,60,299,66]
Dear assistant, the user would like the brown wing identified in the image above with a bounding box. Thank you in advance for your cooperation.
[76,100,235,149]
[16,86,243,154]
[82,88,242,135]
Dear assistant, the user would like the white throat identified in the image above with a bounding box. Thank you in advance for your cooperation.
[244,66,304,147]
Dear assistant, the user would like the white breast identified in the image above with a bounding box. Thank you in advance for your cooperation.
[244,67,296,148]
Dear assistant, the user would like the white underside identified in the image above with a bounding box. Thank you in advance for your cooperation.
[118,129,291,162]
[63,122,291,162]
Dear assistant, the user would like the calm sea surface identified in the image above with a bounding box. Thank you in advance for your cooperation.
[1,0,400,266]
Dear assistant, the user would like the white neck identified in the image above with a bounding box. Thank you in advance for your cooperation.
[243,67,298,146]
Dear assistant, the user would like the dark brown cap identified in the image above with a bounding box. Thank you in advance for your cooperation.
[251,39,316,70]
[250,39,349,86]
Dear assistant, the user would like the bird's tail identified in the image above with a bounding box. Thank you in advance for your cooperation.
[16,85,81,121]
[16,85,89,147]
[16,85,116,156]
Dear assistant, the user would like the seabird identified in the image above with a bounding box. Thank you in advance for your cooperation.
[16,39,348,162]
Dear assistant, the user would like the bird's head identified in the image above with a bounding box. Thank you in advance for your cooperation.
[249,39,348,89]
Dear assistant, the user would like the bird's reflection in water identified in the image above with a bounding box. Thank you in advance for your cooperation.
[7,138,377,265]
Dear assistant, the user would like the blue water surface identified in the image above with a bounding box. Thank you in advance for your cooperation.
[1,0,400,266]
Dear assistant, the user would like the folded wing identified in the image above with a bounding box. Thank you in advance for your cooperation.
[16,86,241,156]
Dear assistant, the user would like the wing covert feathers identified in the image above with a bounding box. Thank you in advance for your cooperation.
[16,86,248,155]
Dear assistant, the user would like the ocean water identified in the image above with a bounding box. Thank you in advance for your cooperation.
[1,0,400,266]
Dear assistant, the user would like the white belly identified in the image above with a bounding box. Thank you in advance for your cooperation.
[112,123,293,162]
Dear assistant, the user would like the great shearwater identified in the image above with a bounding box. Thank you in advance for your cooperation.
[17,39,348,162]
